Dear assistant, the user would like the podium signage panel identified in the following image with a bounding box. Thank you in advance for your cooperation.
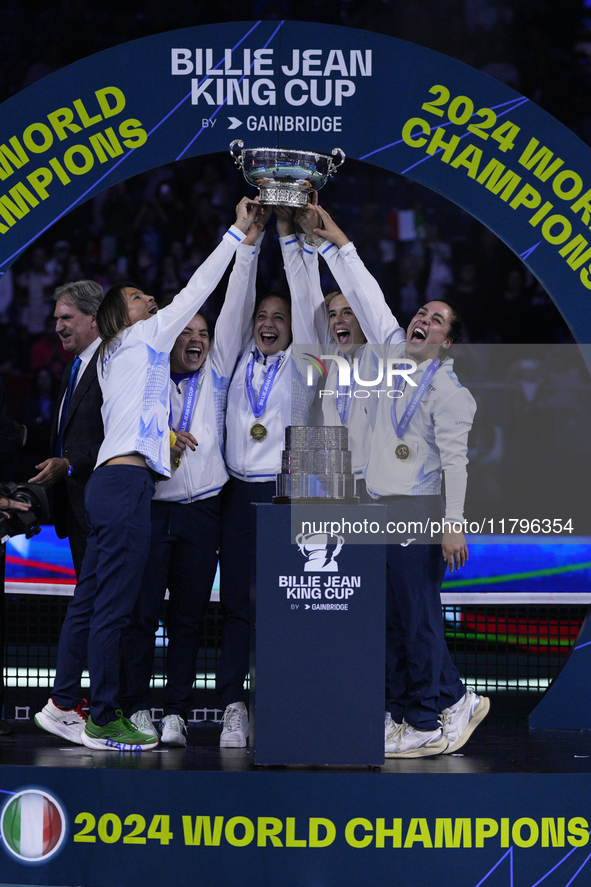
[252,504,386,765]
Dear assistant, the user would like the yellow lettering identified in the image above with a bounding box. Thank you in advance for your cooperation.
[500,818,510,848]
[89,127,124,163]
[47,107,82,141]
[0,182,39,227]
[309,818,335,848]
[64,145,95,175]
[401,117,431,148]
[403,818,433,848]
[224,816,255,847]
[345,818,373,848]
[476,159,521,200]
[518,137,564,181]
[96,86,126,118]
[512,817,539,848]
[257,817,283,847]
[426,127,460,163]
[181,815,223,846]
[571,189,591,226]
[450,144,482,178]
[568,817,590,847]
[509,183,541,211]
[375,818,402,849]
[552,170,583,201]
[285,817,306,848]
[559,234,591,269]
[541,818,565,848]
[529,200,553,227]
[119,119,148,150]
[27,167,53,199]
[580,265,591,290]
[434,818,471,848]
[0,137,29,181]
[475,818,498,847]
[73,98,103,128]
[541,214,572,245]
[49,157,71,185]
[23,122,53,154]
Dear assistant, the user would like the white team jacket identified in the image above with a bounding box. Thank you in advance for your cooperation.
[96,226,245,477]
[154,235,267,502]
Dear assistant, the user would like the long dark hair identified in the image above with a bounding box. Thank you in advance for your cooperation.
[97,283,138,368]
[441,299,464,345]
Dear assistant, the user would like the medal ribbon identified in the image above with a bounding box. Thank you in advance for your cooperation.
[246,349,285,419]
[390,357,441,438]
[336,356,355,425]
[170,370,201,432]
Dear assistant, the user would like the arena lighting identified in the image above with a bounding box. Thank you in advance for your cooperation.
[4,668,550,694]
[5,669,217,691]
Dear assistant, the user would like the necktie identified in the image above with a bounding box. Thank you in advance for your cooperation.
[56,356,81,457]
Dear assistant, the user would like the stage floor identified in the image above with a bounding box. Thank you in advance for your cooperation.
[2,717,590,775]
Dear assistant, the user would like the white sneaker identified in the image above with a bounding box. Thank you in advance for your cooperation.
[220,702,248,748]
[440,690,490,754]
[130,710,159,741]
[34,698,87,745]
[385,711,402,743]
[160,714,187,747]
[385,720,448,758]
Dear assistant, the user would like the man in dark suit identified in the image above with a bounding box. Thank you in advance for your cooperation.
[29,280,104,578]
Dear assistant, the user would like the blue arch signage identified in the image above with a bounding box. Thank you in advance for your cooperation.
[0,20,590,340]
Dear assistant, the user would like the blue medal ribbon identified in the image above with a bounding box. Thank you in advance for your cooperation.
[246,348,285,419]
[336,361,355,425]
[391,357,441,438]
[170,370,201,432]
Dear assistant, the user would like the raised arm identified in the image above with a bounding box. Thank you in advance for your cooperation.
[138,196,258,353]
[314,204,405,346]
[212,204,271,376]
[292,200,332,344]
[277,206,325,346]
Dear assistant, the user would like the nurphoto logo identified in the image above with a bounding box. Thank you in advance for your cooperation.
[305,353,417,390]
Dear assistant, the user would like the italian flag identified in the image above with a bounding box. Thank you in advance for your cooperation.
[2,791,63,859]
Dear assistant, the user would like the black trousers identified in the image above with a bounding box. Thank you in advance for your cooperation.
[216,477,275,708]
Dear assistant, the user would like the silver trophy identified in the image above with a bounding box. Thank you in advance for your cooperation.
[229,141,345,207]
[274,426,359,503]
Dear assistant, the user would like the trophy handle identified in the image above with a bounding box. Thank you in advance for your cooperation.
[229,139,244,168]
[329,147,346,174]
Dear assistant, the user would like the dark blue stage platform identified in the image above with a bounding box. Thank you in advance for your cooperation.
[1,719,591,887]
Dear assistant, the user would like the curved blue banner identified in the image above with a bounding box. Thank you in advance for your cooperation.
[0,21,590,340]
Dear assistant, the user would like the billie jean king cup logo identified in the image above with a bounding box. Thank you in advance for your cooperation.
[1,789,67,863]
[296,532,344,571]
[303,354,417,395]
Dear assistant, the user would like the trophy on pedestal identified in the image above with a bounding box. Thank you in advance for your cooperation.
[229,141,345,207]
[274,426,359,504]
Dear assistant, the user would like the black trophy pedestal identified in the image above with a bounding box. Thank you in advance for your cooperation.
[250,503,386,766]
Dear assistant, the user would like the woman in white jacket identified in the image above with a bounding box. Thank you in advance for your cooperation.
[35,197,257,752]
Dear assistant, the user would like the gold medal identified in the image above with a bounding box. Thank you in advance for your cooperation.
[250,422,267,441]
[395,442,410,461]
[172,453,182,470]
